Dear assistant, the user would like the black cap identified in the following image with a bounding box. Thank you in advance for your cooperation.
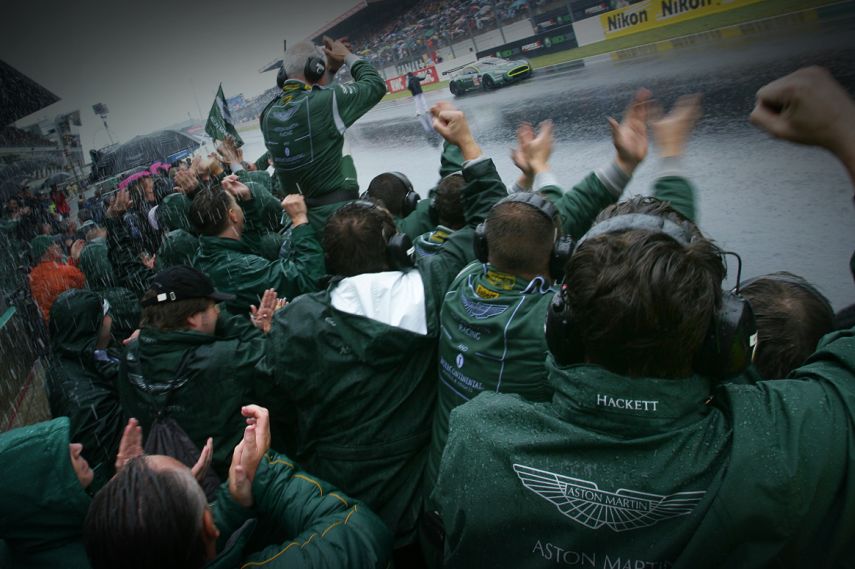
[141,265,235,307]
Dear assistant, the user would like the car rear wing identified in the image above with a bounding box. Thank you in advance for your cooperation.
[442,62,477,76]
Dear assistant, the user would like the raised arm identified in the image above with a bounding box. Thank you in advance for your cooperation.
[324,36,387,128]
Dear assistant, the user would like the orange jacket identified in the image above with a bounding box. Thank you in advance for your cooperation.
[29,260,86,320]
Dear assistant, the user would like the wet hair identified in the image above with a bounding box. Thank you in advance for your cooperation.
[740,272,834,378]
[485,200,557,276]
[323,201,396,277]
[140,290,213,331]
[434,174,466,229]
[366,173,410,218]
[84,457,207,569]
[283,41,323,83]
[188,185,231,236]
[566,196,725,378]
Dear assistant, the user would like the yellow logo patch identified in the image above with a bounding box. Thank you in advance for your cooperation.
[485,269,516,290]
[475,284,499,299]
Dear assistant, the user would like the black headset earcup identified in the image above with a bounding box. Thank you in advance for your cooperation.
[401,191,421,218]
[277,66,287,88]
[304,54,326,83]
[550,235,576,281]
[387,232,415,270]
[694,291,757,379]
[545,285,584,366]
[473,222,488,263]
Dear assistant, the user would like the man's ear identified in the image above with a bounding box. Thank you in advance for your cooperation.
[186,311,203,332]
[202,508,219,540]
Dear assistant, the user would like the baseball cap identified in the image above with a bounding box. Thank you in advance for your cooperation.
[141,265,235,307]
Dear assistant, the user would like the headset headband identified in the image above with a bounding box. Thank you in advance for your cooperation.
[578,213,693,247]
[493,192,557,222]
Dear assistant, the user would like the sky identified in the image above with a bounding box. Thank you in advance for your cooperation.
[1,0,358,154]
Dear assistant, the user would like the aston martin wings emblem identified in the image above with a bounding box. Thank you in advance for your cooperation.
[513,464,705,532]
[460,294,509,320]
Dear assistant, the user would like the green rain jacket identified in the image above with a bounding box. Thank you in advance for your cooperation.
[78,236,140,341]
[193,183,325,316]
[105,214,154,298]
[261,56,385,202]
[398,142,466,240]
[207,450,392,569]
[427,170,698,488]
[118,313,270,478]
[0,418,91,569]
[48,289,124,491]
[434,328,855,568]
[155,192,199,269]
[264,156,507,546]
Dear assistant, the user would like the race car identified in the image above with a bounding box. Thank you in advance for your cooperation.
[447,57,533,96]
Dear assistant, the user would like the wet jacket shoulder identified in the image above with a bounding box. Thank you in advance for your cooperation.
[0,418,92,569]
[208,451,391,569]
[105,214,153,298]
[398,141,465,239]
[118,313,269,477]
[48,289,123,491]
[78,238,116,289]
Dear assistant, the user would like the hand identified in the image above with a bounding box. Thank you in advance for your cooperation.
[281,194,309,227]
[250,288,280,334]
[191,437,213,484]
[217,136,244,164]
[651,94,702,159]
[70,239,86,261]
[431,102,480,160]
[122,328,140,345]
[323,36,351,73]
[750,66,855,155]
[173,169,199,194]
[140,252,156,270]
[228,405,271,508]
[115,418,144,472]
[608,88,651,175]
[106,189,130,217]
[517,120,554,176]
[221,175,251,201]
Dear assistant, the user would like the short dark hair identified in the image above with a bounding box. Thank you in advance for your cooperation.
[434,174,465,229]
[566,196,725,378]
[740,272,834,378]
[188,185,231,236]
[140,290,212,330]
[486,200,556,276]
[366,173,409,218]
[324,201,396,277]
[84,457,207,569]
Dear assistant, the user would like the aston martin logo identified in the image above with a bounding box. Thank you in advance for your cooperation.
[513,464,704,532]
[460,294,509,320]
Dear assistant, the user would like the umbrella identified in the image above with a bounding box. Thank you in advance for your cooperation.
[41,172,72,188]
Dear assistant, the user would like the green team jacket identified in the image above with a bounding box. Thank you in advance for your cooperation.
[193,182,325,316]
[261,56,386,200]
[434,328,855,568]
[264,156,507,546]
[78,237,140,341]
[427,171,698,488]
[156,192,199,269]
[118,313,270,478]
[48,289,124,492]
[0,418,92,569]
[398,141,466,240]
[207,450,392,568]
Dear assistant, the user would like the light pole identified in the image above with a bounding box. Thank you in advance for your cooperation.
[92,103,116,146]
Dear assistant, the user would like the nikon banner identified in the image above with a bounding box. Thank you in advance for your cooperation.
[594,0,763,41]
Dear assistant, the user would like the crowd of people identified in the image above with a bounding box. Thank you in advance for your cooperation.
[1,30,855,569]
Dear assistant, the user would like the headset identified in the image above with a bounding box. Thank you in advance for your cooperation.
[345,200,415,270]
[362,172,421,218]
[474,192,574,281]
[544,213,757,379]
[278,45,327,85]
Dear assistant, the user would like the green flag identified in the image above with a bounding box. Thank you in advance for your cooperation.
[205,84,244,147]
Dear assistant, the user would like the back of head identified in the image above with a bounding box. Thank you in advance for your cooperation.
[366,173,411,218]
[324,201,396,277]
[84,457,207,569]
[740,272,834,378]
[485,200,556,276]
[283,41,323,83]
[188,186,231,236]
[434,173,466,229]
[566,197,725,378]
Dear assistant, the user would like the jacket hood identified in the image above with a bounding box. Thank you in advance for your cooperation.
[0,417,91,548]
[157,192,193,233]
[50,289,104,358]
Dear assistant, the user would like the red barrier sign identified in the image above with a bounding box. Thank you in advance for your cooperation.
[385,65,439,94]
